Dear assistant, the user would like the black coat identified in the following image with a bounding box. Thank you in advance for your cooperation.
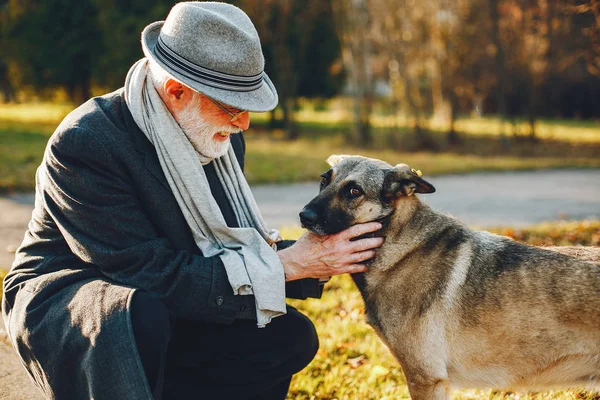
[1,89,321,398]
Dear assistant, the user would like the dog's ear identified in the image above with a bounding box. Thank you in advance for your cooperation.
[382,164,436,198]
[326,154,353,167]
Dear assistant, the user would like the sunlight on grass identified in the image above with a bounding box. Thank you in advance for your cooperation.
[251,101,600,143]
[1,102,599,192]
[0,102,73,124]
[0,269,5,301]
[2,101,600,144]
[244,135,600,185]
[453,117,600,143]
[283,221,600,400]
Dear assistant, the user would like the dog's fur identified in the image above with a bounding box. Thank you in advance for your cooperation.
[300,155,600,399]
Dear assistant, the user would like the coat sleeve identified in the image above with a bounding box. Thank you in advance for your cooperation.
[40,126,248,324]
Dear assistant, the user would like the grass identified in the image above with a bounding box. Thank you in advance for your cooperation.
[243,134,600,184]
[0,268,5,301]
[284,220,600,400]
[1,102,600,192]
[1,223,596,397]
[253,98,600,143]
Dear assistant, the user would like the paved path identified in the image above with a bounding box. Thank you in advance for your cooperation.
[0,333,41,400]
[0,168,599,398]
[2,169,600,269]
[253,168,600,230]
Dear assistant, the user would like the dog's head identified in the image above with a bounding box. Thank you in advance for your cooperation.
[299,155,436,235]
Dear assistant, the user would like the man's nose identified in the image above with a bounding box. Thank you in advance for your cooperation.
[231,111,250,130]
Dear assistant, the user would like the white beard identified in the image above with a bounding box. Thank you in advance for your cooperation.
[175,93,240,159]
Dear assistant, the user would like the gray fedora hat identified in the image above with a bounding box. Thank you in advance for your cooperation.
[141,1,278,112]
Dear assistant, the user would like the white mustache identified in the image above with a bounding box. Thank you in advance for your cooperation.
[173,93,238,158]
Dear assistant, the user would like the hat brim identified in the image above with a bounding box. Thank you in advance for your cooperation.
[141,21,278,113]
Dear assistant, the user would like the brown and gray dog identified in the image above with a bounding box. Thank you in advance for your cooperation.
[300,154,600,399]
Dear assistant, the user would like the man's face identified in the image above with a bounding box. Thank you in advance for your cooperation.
[174,90,250,159]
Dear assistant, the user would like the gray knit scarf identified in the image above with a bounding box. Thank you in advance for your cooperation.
[124,58,286,327]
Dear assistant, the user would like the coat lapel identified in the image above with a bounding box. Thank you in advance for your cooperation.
[142,144,171,192]
[121,94,171,192]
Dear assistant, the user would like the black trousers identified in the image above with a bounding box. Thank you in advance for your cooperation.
[130,292,319,400]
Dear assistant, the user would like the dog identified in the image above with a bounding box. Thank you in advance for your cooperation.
[299,154,600,400]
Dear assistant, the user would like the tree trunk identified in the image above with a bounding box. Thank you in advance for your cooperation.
[447,94,460,146]
[356,94,372,147]
[489,0,507,132]
[284,98,299,140]
[334,0,373,147]
[431,60,446,122]
[527,84,538,141]
[81,78,91,104]
[67,83,77,104]
[268,109,277,129]
[1,81,16,103]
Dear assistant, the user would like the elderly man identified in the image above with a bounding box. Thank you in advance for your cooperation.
[1,2,383,399]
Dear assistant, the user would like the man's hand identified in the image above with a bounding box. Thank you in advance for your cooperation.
[277,222,384,281]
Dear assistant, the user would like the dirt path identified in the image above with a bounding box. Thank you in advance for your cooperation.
[0,321,42,399]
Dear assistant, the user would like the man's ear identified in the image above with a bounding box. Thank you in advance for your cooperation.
[162,79,194,114]
[164,79,185,100]
[382,164,436,199]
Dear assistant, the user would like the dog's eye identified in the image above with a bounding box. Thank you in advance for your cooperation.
[320,175,330,186]
[349,187,363,197]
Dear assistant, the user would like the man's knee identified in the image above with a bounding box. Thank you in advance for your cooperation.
[282,307,319,372]
[130,291,172,364]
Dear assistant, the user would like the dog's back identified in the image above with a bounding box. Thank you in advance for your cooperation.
[545,245,600,263]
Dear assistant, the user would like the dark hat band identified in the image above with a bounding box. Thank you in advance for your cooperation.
[155,35,264,92]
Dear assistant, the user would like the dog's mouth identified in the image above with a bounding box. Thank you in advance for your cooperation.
[299,211,328,235]
[300,213,349,236]
[303,223,327,236]
[299,207,330,236]
[301,210,390,237]
[299,217,330,236]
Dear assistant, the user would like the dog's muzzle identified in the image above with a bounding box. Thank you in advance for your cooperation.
[299,207,319,229]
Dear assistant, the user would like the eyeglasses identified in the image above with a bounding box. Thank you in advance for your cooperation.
[207,97,247,123]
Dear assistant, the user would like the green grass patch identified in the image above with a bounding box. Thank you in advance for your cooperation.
[0,103,68,192]
[244,135,600,184]
[1,102,599,192]
[0,268,5,301]
[0,102,73,125]
[251,101,600,143]
[0,125,52,192]
[284,220,600,399]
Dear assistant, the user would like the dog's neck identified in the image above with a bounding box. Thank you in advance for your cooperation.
[351,196,461,294]
[371,196,456,272]
[382,196,426,241]
[351,196,460,327]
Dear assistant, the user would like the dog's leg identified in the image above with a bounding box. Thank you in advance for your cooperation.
[401,356,450,400]
[405,374,451,400]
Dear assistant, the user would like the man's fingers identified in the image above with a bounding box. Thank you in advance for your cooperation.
[331,263,368,275]
[339,222,382,240]
[349,250,377,263]
[350,237,384,252]
[349,264,368,274]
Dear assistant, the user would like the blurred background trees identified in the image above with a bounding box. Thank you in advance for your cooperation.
[1,0,599,145]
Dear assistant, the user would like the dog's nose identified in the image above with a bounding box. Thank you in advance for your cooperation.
[299,208,318,227]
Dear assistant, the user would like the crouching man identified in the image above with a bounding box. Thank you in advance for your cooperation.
[1,2,383,399]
